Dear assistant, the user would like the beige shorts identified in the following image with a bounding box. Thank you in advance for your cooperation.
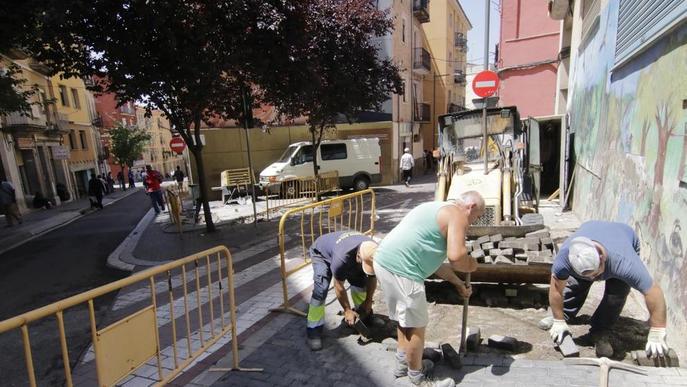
[374,262,428,328]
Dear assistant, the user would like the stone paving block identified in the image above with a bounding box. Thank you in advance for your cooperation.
[493,255,513,265]
[466,327,481,351]
[475,235,491,245]
[490,234,503,243]
[483,256,494,264]
[487,335,518,352]
[471,249,485,260]
[481,242,495,251]
[526,229,550,239]
[488,248,502,257]
[500,248,514,257]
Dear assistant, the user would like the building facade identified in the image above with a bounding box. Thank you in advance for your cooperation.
[136,107,185,176]
[93,85,137,176]
[51,74,102,198]
[422,0,471,149]
[551,0,686,357]
[0,53,74,211]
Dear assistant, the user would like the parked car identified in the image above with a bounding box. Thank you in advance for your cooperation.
[259,138,382,192]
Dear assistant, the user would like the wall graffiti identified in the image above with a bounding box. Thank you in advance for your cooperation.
[568,2,687,357]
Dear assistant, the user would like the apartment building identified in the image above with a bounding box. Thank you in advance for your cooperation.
[93,83,138,176]
[136,107,185,176]
[0,51,75,211]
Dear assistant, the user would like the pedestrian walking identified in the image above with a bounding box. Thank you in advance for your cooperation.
[539,221,669,358]
[173,166,185,191]
[117,171,126,191]
[88,174,105,209]
[373,191,485,387]
[424,150,433,174]
[128,169,136,189]
[144,165,165,214]
[141,168,149,190]
[0,178,23,227]
[305,231,379,351]
[106,172,115,194]
[400,147,414,187]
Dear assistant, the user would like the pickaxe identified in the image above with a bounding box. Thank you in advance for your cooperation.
[564,357,647,387]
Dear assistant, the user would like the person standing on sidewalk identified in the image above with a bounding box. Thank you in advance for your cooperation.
[400,147,414,187]
[144,165,165,214]
[173,166,185,191]
[373,191,484,387]
[305,231,379,351]
[128,169,136,189]
[539,221,669,359]
[88,174,105,209]
[0,178,23,227]
[117,171,126,191]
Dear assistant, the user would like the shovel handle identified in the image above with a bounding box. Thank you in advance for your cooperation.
[460,273,471,352]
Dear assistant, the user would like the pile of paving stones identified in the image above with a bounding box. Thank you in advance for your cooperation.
[467,228,556,265]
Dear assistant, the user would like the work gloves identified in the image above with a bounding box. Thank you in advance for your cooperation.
[549,318,570,344]
[645,327,668,358]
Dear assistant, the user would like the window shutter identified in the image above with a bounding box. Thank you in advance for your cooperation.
[615,0,686,65]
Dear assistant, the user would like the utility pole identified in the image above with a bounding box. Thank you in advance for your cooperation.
[482,0,490,174]
[241,88,258,226]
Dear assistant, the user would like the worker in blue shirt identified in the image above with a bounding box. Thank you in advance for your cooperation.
[540,221,669,358]
[306,231,379,351]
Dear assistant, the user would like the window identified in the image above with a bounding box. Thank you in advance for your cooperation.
[615,0,686,66]
[71,88,80,109]
[294,145,314,165]
[79,131,87,149]
[58,85,69,107]
[402,81,407,103]
[321,144,347,161]
[402,18,406,43]
[68,130,77,150]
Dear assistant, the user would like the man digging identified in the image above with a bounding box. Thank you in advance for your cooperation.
[306,231,379,351]
[540,221,670,359]
[373,191,484,387]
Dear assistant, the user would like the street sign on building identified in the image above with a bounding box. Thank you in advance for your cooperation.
[51,146,70,160]
[170,137,186,155]
[472,70,500,98]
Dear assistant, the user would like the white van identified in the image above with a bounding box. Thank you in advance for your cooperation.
[259,138,382,191]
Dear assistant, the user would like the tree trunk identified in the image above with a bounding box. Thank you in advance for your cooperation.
[310,124,325,201]
[191,118,216,233]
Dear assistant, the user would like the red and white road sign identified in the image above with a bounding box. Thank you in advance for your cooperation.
[472,70,499,98]
[170,137,186,154]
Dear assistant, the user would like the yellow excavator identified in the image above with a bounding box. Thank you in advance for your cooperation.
[435,106,549,283]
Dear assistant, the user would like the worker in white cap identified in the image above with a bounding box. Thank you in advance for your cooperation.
[539,221,669,358]
[399,147,414,187]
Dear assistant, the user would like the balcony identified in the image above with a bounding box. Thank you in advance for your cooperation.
[413,0,430,23]
[414,103,431,122]
[413,47,431,74]
[455,33,468,52]
[2,107,48,131]
[448,103,465,113]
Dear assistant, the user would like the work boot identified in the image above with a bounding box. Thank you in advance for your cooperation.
[306,329,323,351]
[592,332,613,358]
[394,358,433,378]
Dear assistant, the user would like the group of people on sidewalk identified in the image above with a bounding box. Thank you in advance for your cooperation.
[305,191,670,387]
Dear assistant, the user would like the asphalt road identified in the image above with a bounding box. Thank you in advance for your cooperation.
[0,190,150,386]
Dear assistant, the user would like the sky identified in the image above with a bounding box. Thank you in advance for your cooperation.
[462,0,501,66]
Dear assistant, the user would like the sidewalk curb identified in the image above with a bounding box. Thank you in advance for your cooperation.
[106,208,160,271]
[0,188,141,256]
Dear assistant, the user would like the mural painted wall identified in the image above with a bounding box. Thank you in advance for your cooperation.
[568,1,687,357]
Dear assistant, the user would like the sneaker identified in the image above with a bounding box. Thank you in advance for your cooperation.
[593,332,613,358]
[538,316,553,330]
[306,328,323,351]
[409,362,455,387]
[394,358,433,378]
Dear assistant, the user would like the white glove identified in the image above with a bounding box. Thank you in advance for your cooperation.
[645,327,668,358]
[549,318,570,344]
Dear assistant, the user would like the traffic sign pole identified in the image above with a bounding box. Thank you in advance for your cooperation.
[483,0,491,174]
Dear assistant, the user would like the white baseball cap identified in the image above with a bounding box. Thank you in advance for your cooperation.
[404,147,410,152]
[568,237,600,276]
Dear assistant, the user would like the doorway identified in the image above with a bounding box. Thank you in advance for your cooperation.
[538,118,561,197]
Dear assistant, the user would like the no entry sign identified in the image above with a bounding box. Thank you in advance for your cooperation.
[170,137,186,154]
[472,70,499,98]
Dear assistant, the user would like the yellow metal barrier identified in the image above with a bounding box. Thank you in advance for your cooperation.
[0,246,260,386]
[165,189,183,234]
[272,188,376,316]
[263,171,340,220]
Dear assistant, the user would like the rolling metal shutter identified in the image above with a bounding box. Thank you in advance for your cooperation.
[615,0,686,66]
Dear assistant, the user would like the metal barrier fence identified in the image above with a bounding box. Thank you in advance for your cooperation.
[272,188,376,315]
[0,246,258,386]
[165,189,183,234]
[263,171,341,220]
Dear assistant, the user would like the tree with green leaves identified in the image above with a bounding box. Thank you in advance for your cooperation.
[254,0,403,189]
[109,125,151,178]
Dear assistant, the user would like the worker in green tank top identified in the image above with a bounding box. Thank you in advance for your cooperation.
[373,191,485,387]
